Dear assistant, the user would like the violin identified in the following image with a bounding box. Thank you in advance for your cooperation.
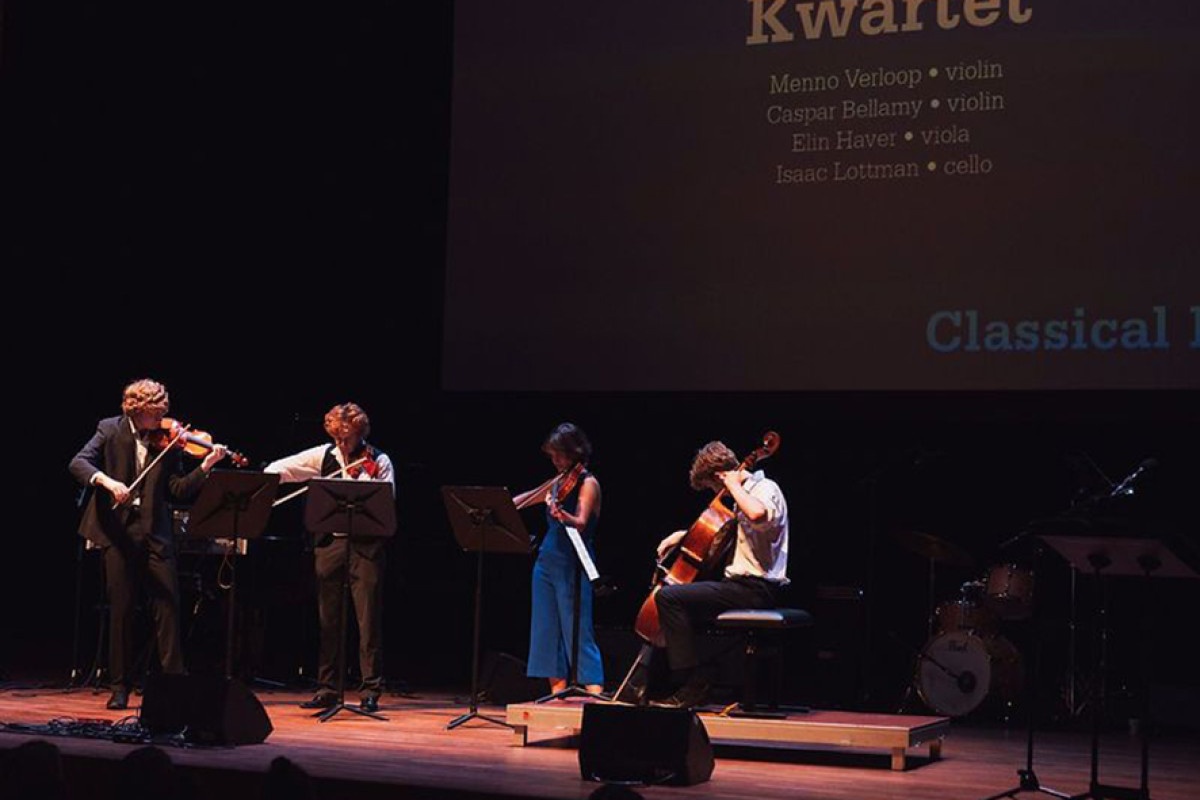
[114,417,248,508]
[343,446,380,479]
[633,431,781,647]
[146,418,249,468]
[270,453,375,509]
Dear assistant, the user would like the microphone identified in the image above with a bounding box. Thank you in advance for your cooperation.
[1110,458,1159,497]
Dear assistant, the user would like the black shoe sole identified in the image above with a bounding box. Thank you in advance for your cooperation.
[300,698,338,710]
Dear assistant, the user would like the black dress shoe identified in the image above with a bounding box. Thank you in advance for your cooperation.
[650,677,710,710]
[106,688,130,710]
[359,694,380,713]
[613,681,648,706]
[300,692,338,710]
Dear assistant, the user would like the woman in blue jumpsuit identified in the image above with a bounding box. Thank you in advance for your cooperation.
[513,423,605,694]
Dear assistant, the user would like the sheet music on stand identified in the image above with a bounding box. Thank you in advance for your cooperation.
[564,526,599,583]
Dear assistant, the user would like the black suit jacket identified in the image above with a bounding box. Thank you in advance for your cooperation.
[69,415,208,549]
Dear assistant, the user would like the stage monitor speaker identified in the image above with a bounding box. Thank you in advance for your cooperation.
[579,703,714,786]
[141,675,273,745]
[481,651,543,705]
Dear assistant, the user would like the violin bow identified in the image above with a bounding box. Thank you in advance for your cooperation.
[113,424,191,508]
[270,456,370,508]
[513,472,560,510]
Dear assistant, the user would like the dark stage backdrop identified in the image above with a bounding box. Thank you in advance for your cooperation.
[5,2,1198,717]
[445,0,1200,390]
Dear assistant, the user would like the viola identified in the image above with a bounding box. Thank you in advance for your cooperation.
[146,418,249,468]
[514,461,585,512]
[548,462,585,513]
[633,431,781,647]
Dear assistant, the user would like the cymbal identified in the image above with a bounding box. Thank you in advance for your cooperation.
[891,530,975,567]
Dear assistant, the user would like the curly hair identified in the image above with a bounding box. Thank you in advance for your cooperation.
[121,379,169,417]
[324,402,371,441]
[542,422,592,466]
[689,441,739,491]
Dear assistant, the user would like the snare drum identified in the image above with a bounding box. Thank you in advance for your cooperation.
[984,563,1035,620]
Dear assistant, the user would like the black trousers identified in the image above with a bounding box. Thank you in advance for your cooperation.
[103,539,184,689]
[655,577,780,672]
[314,537,385,692]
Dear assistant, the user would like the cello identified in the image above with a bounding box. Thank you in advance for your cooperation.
[633,431,781,647]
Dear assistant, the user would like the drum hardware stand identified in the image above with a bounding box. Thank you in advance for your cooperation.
[895,643,924,713]
[64,538,110,693]
[66,536,89,689]
[890,528,978,713]
[925,555,938,640]
[981,541,1072,800]
[1061,564,1088,719]
[896,553,941,713]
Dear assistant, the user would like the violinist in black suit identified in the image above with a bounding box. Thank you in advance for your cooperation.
[69,379,226,710]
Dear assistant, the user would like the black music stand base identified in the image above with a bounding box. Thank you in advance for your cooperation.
[316,703,387,723]
[537,686,609,703]
[983,771,1073,800]
[447,709,510,730]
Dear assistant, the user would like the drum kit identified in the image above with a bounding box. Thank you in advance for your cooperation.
[893,529,1034,718]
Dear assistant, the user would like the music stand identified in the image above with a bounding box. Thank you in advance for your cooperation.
[441,486,530,730]
[186,470,279,680]
[1040,535,1197,800]
[304,478,396,723]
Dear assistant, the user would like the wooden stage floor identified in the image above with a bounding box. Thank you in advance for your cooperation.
[2,687,1197,800]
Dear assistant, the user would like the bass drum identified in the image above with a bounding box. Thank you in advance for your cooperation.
[916,631,1022,717]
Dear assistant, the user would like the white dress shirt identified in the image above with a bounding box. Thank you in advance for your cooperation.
[725,470,789,585]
